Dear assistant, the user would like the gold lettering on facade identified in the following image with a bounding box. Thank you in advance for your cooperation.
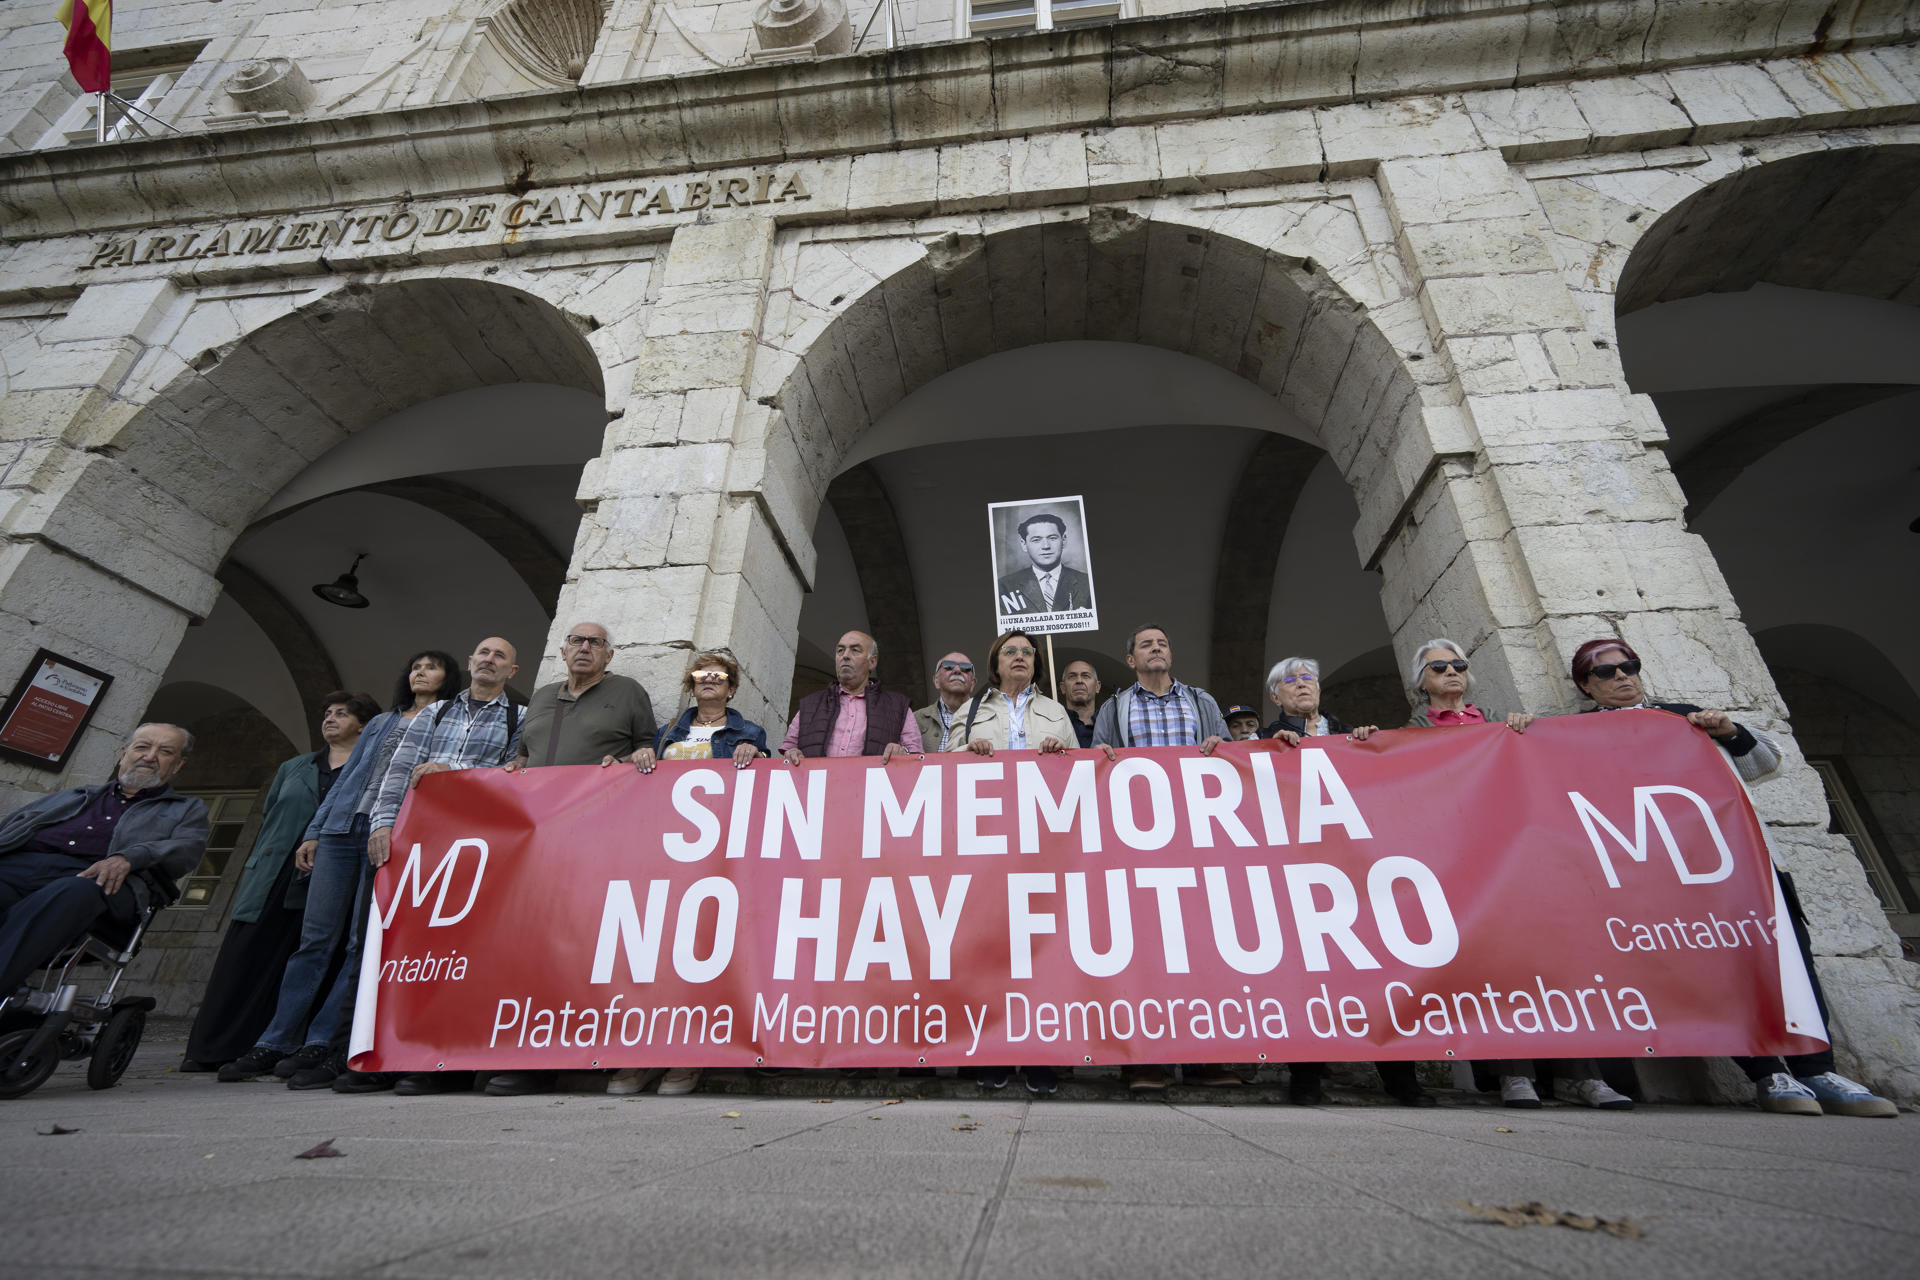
[78,169,816,269]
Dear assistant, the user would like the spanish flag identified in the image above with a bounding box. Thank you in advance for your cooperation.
[57,0,112,95]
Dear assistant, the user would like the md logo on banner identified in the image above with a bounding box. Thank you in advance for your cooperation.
[376,838,490,929]
[1566,786,1736,889]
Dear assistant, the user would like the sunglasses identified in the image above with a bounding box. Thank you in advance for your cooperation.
[689,668,730,682]
[1589,659,1642,680]
[1425,660,1469,674]
[938,661,974,673]
[1280,673,1317,684]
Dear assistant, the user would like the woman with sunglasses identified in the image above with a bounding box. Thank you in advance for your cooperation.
[1571,638,1779,779]
[623,650,769,1097]
[1405,640,1533,733]
[1570,637,1894,1118]
[1403,640,1635,1107]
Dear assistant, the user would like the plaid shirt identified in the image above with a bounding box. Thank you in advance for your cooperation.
[1126,681,1201,747]
[369,690,522,829]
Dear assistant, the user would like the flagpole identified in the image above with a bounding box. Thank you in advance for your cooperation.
[95,90,106,143]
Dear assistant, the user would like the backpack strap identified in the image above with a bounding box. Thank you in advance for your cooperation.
[431,696,520,763]
[958,691,989,748]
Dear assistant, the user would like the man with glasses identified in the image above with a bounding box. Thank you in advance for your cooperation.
[510,622,657,772]
[915,652,977,753]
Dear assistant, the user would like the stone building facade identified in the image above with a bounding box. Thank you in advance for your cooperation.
[1,0,1916,1100]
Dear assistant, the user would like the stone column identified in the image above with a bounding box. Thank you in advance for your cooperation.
[1375,149,1920,1100]
[557,216,813,733]
[0,280,217,805]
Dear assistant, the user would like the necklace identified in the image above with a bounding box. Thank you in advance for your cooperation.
[694,709,727,727]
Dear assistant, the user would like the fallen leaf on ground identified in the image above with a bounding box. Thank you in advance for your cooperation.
[881,1098,904,1106]
[952,1122,979,1132]
[1495,1126,1514,1133]
[720,1111,742,1118]
[1457,1201,1645,1240]
[295,1140,345,1160]
[814,1098,833,1104]
[38,1124,80,1136]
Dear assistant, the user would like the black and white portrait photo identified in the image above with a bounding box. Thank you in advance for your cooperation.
[987,495,1099,636]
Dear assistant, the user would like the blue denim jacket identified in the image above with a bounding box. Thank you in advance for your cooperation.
[655,707,769,760]
[301,708,404,843]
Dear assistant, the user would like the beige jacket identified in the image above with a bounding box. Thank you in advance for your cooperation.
[943,686,1076,753]
[915,702,957,754]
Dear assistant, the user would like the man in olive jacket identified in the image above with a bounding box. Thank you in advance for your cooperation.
[0,724,208,994]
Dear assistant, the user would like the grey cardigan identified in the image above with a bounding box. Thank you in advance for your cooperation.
[0,784,209,908]
[1091,682,1231,747]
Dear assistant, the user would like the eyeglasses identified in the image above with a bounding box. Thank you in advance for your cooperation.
[1280,673,1317,684]
[938,661,974,673]
[1589,659,1642,680]
[564,635,608,650]
[1425,660,1469,674]
[689,668,730,682]
[1002,646,1036,658]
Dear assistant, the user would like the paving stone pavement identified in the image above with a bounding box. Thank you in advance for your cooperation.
[1,1021,1915,1279]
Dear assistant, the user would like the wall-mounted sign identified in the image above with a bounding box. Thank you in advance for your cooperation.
[79,168,815,271]
[0,649,113,771]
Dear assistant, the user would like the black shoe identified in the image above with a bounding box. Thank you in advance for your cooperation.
[332,1069,394,1095]
[178,1058,218,1074]
[976,1067,1012,1090]
[1390,1087,1437,1108]
[288,1051,348,1091]
[394,1072,472,1096]
[1025,1067,1058,1096]
[1289,1085,1323,1106]
[274,1044,332,1079]
[483,1071,555,1097]
[217,1045,285,1082]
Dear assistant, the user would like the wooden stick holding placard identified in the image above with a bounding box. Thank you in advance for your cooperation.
[1047,634,1057,703]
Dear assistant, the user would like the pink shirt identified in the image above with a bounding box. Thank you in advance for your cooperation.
[780,685,925,756]
[1426,705,1487,726]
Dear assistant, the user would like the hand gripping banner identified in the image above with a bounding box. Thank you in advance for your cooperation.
[349,710,1827,1072]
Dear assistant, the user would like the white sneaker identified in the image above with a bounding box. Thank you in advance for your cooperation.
[1500,1075,1541,1108]
[1565,1078,1634,1110]
[606,1068,662,1096]
[1756,1072,1822,1116]
[656,1067,702,1096]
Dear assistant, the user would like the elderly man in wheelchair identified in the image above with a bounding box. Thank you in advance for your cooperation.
[0,723,209,1097]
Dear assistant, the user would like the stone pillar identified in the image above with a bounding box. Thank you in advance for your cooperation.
[1375,150,1920,1101]
[557,216,814,733]
[0,280,217,806]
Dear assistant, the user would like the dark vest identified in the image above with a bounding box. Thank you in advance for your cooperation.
[795,682,912,757]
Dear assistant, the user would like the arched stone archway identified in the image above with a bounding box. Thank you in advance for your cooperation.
[0,276,605,800]
[1611,143,1920,1097]
[743,208,1442,727]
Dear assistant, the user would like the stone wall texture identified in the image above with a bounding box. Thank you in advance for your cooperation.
[2,0,1917,1095]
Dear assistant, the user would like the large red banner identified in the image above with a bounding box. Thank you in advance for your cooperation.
[349,710,1827,1071]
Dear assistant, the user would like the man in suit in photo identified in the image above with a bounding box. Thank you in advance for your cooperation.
[997,513,1092,615]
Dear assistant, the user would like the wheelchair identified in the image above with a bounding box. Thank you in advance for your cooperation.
[0,870,178,1099]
